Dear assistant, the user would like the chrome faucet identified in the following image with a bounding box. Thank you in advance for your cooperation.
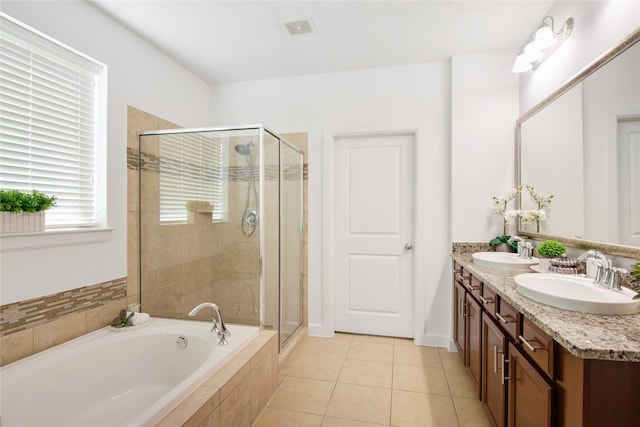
[509,236,532,259]
[188,302,231,345]
[595,264,628,291]
[577,250,609,280]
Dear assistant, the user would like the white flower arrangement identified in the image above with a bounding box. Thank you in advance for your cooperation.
[490,184,555,245]
[491,186,522,240]
[522,185,553,232]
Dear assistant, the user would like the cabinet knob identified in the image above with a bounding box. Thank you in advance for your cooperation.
[404,243,413,250]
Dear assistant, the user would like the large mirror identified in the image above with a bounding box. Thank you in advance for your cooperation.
[517,29,640,259]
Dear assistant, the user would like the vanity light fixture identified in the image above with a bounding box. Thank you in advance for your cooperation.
[512,16,574,73]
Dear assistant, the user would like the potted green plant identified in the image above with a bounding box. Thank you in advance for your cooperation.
[0,190,57,233]
[490,186,521,252]
[535,240,566,272]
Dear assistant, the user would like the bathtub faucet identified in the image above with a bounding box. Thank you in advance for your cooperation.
[188,302,231,346]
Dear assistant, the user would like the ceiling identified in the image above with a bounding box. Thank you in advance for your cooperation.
[89,0,555,84]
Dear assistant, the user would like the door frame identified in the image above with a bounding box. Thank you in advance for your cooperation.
[322,126,419,339]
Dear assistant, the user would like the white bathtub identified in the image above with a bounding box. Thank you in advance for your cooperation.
[0,317,259,427]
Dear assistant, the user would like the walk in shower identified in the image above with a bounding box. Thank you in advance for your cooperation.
[137,125,304,350]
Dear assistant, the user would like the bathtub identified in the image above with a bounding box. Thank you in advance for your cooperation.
[0,317,259,427]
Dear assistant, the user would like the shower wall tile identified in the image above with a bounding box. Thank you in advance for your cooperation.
[128,107,309,332]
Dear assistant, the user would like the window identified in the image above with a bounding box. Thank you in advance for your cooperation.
[0,13,106,229]
[158,132,226,223]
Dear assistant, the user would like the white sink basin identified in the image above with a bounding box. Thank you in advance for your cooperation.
[514,273,640,315]
[472,252,539,271]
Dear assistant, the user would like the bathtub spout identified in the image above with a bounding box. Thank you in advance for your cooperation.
[188,303,231,345]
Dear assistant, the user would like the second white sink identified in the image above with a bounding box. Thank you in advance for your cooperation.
[472,252,539,271]
[514,273,640,315]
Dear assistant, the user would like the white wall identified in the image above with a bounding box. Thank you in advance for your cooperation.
[211,54,518,345]
[0,1,212,304]
[211,63,452,344]
[451,51,520,242]
[520,0,640,113]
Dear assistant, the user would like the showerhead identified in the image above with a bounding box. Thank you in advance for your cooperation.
[234,141,254,156]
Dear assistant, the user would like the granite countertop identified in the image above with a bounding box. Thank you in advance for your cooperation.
[452,252,640,362]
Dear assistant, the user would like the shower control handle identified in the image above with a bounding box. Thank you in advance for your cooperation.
[404,243,413,250]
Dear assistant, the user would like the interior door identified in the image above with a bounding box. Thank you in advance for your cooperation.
[618,118,640,247]
[333,132,414,338]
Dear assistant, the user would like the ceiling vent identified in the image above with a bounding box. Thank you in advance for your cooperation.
[284,19,315,36]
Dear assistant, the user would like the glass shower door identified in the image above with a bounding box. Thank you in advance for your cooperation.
[280,140,303,348]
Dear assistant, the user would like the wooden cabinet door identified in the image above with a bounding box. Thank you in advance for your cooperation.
[507,343,553,427]
[466,293,482,398]
[454,281,466,359]
[483,313,506,427]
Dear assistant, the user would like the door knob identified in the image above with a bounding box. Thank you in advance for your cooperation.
[404,243,413,250]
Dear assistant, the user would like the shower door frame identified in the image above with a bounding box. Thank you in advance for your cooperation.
[137,124,304,351]
[270,131,305,350]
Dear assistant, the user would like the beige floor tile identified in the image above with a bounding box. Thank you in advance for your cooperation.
[338,358,393,388]
[325,383,392,425]
[351,334,395,345]
[445,369,477,398]
[393,345,442,368]
[439,348,465,371]
[268,377,335,415]
[393,364,450,395]
[391,390,458,427]
[393,337,414,347]
[287,353,346,382]
[295,337,352,359]
[321,417,389,426]
[347,341,394,363]
[453,396,492,427]
[253,408,324,427]
[332,333,356,341]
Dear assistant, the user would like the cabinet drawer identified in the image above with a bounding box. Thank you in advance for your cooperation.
[468,274,482,299]
[519,317,555,378]
[453,260,463,277]
[454,264,471,287]
[480,286,497,319]
[496,299,519,341]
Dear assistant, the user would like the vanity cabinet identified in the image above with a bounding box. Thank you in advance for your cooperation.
[455,263,554,427]
[482,312,507,427]
[466,292,482,398]
[453,256,640,427]
[453,280,466,358]
[507,342,553,427]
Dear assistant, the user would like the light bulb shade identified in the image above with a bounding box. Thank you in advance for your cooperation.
[523,42,543,62]
[512,54,532,73]
[534,25,557,50]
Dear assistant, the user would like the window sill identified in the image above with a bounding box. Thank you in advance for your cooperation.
[0,228,114,253]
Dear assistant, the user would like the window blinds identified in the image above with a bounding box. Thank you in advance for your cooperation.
[158,132,225,223]
[0,15,104,228]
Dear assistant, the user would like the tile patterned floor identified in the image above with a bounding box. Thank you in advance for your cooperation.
[252,333,492,427]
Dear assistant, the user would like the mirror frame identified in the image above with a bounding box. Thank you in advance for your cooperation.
[516,28,640,260]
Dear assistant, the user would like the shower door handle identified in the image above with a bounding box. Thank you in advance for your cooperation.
[404,243,413,250]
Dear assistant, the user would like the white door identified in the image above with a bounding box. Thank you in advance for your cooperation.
[618,118,640,247]
[333,132,414,338]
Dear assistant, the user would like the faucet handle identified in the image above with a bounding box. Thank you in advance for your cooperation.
[210,318,221,334]
[608,267,628,291]
[594,262,607,285]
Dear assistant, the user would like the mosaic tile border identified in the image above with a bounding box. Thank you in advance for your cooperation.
[127,146,309,181]
[0,277,127,336]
